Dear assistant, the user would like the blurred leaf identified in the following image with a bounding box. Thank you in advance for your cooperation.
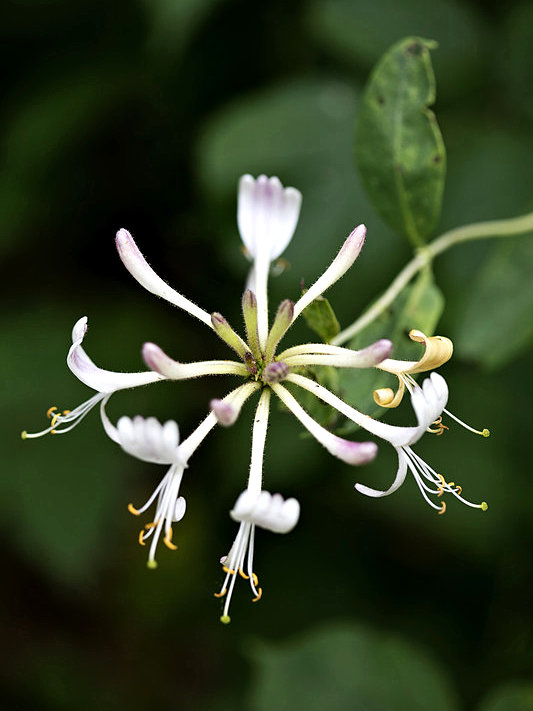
[338,268,444,428]
[306,0,486,99]
[455,235,533,369]
[248,622,458,711]
[143,0,219,60]
[355,37,445,247]
[477,682,533,711]
[302,294,340,343]
[503,1,533,119]
[0,68,125,253]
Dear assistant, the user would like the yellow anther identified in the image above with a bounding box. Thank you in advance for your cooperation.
[428,417,449,435]
[238,568,249,580]
[222,566,236,575]
[163,529,178,550]
[481,501,488,511]
[138,530,146,546]
[220,615,231,624]
[46,406,57,419]
[213,589,227,598]
[438,502,447,515]
[147,559,158,570]
[128,503,140,516]
[252,588,263,602]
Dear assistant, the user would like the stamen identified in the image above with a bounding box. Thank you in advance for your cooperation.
[443,408,490,437]
[128,503,140,516]
[163,528,178,550]
[427,416,449,435]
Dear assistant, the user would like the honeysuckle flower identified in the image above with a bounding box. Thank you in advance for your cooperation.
[26,173,489,622]
[216,488,300,624]
[22,316,164,439]
[101,382,260,568]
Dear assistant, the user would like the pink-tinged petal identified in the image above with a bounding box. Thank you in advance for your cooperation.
[237,174,302,261]
[292,224,367,322]
[281,339,393,369]
[142,342,249,380]
[271,382,377,466]
[355,450,408,497]
[210,398,239,427]
[67,317,164,393]
[329,438,378,465]
[115,229,212,327]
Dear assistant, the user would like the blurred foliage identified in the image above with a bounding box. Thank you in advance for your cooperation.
[2,0,533,710]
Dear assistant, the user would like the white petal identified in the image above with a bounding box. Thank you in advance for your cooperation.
[272,383,377,465]
[237,174,302,261]
[173,496,187,522]
[292,224,366,322]
[142,342,248,380]
[355,450,408,497]
[114,415,183,465]
[115,229,212,327]
[67,317,164,394]
[230,489,260,522]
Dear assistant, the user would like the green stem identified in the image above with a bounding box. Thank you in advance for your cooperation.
[332,210,533,346]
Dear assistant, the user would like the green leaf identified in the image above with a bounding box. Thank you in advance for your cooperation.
[338,268,444,429]
[248,622,458,711]
[301,293,341,343]
[477,682,533,711]
[455,235,533,369]
[355,37,446,246]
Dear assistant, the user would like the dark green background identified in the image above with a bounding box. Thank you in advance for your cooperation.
[2,0,532,709]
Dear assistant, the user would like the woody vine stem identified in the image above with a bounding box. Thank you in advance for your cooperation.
[333,210,533,345]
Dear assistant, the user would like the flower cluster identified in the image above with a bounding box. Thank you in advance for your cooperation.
[24,174,488,622]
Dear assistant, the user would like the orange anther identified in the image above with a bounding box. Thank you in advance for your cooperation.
[251,572,259,587]
[252,588,263,602]
[222,566,236,575]
[438,502,447,515]
[46,406,57,418]
[138,530,146,546]
[62,409,71,415]
[163,529,178,550]
[238,568,249,580]
[213,589,227,598]
[128,503,140,516]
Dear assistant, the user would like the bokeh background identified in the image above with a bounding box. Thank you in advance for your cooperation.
[2,0,533,709]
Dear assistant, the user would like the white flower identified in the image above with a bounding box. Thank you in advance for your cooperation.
[216,488,300,624]
[22,316,163,439]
